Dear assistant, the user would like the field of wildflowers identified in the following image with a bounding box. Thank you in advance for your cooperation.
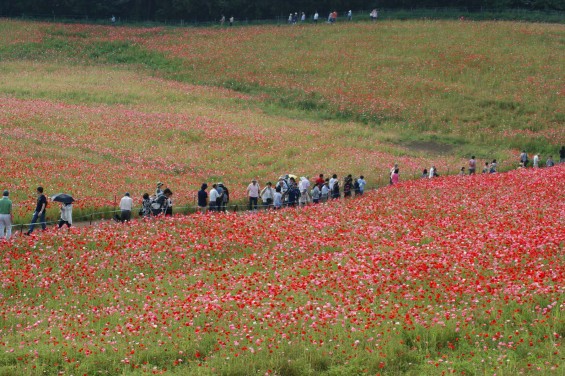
[3,19,562,148]
[0,166,563,374]
[0,19,563,374]
[1,19,563,222]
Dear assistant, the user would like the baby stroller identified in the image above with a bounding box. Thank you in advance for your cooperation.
[150,194,169,216]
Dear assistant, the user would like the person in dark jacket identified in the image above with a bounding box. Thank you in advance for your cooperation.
[198,184,208,213]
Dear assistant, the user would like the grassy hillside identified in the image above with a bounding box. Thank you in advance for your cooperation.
[0,19,563,221]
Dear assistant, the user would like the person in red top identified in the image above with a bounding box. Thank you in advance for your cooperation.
[315,174,325,187]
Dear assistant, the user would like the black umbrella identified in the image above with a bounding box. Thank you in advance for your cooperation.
[51,193,75,204]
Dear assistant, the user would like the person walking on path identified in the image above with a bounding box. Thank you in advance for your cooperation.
[490,160,498,173]
[560,146,565,164]
[311,184,321,204]
[0,190,12,240]
[247,179,260,211]
[260,182,275,209]
[58,203,72,228]
[273,186,283,209]
[520,150,529,168]
[482,162,489,174]
[321,180,330,202]
[140,193,151,217]
[298,177,311,206]
[329,174,338,191]
[331,179,340,199]
[119,192,133,222]
[469,156,477,175]
[391,169,400,184]
[198,184,208,213]
[390,163,398,184]
[533,154,540,168]
[313,11,319,23]
[343,175,353,197]
[218,183,229,212]
[209,184,219,212]
[26,186,47,235]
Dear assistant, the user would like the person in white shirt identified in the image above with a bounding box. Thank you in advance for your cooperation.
[260,182,275,209]
[209,184,219,212]
[58,203,72,228]
[313,11,319,23]
[119,192,134,222]
[247,179,260,211]
[533,154,540,168]
[329,174,337,191]
[298,177,311,206]
[429,166,436,178]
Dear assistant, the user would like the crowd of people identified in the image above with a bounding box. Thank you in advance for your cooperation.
[284,9,375,24]
[1,147,563,241]
[224,9,379,26]
[197,174,368,213]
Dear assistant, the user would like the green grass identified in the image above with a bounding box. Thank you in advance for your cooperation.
[0,19,563,222]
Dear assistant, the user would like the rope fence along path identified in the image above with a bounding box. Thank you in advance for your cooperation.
[6,161,512,237]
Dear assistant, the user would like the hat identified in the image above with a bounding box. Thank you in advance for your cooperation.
[157,182,163,187]
[125,192,130,196]
[2,190,8,196]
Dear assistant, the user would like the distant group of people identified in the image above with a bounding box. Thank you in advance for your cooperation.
[0,186,70,240]
[284,9,375,24]
[198,182,230,213]
[197,173,368,213]
[518,148,563,169]
[2,145,563,240]
[219,15,235,26]
[115,182,177,222]
[121,182,174,222]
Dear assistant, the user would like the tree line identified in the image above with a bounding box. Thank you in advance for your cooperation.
[1,0,562,22]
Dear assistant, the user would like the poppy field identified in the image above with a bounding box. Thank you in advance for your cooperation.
[0,18,564,375]
[0,166,563,375]
[0,19,563,222]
